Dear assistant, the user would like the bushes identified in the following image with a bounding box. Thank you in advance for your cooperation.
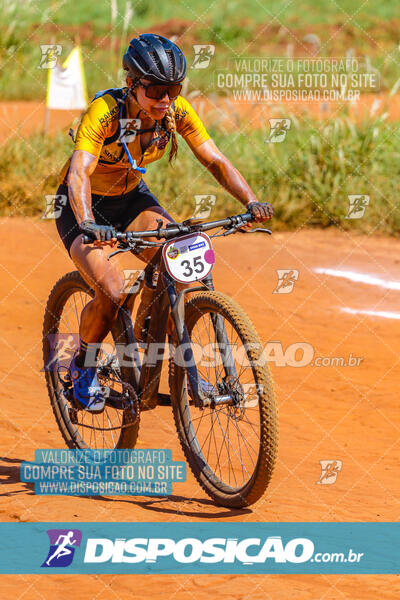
[1,115,399,235]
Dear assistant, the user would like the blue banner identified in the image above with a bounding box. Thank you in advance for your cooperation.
[20,449,186,496]
[0,522,398,574]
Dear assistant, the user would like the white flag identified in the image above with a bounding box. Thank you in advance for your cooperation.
[46,46,88,110]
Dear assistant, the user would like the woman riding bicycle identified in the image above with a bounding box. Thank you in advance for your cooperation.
[55,33,273,413]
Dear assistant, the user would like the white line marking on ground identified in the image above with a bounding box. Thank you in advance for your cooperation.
[341,308,400,320]
[315,268,400,290]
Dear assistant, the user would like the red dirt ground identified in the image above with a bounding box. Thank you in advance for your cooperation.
[0,218,399,597]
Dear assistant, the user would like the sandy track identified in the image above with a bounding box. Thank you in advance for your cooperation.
[0,218,399,596]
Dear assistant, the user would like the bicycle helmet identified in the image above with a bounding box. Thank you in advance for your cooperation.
[123,33,187,84]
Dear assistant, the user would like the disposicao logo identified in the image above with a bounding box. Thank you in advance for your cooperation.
[83,536,314,564]
[41,529,82,568]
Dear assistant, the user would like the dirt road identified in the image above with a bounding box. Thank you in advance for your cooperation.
[0,218,398,597]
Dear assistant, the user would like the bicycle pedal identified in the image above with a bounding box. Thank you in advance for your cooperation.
[58,366,72,385]
[62,384,72,399]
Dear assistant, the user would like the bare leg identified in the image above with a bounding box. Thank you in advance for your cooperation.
[69,236,126,344]
[124,206,178,338]
[125,206,192,296]
[69,206,185,349]
[124,205,174,263]
[126,207,197,339]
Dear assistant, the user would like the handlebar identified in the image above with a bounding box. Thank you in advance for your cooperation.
[81,211,259,245]
[82,213,254,244]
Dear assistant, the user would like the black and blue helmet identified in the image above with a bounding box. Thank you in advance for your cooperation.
[123,33,187,84]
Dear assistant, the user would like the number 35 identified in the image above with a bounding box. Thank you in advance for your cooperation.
[181,256,205,277]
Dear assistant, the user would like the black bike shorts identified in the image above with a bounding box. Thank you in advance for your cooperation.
[55,179,161,256]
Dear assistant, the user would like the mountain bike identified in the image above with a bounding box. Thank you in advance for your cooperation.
[42,209,278,507]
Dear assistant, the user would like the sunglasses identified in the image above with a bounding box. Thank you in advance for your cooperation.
[136,81,182,101]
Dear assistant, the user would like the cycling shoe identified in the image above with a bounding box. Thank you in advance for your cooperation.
[69,353,105,413]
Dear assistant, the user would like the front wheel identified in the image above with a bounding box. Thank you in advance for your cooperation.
[169,291,278,508]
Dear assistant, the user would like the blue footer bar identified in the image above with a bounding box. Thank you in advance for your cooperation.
[0,522,398,574]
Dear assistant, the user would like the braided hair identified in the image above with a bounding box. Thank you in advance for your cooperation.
[164,104,178,163]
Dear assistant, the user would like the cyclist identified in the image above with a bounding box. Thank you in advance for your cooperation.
[55,33,273,413]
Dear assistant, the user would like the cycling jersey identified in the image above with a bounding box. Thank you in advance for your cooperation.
[59,88,210,196]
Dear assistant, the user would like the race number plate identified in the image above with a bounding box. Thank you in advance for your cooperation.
[162,233,215,284]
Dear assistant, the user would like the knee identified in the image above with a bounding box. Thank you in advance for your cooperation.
[96,282,125,317]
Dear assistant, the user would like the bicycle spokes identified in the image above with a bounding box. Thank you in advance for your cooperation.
[186,312,262,488]
[44,278,139,450]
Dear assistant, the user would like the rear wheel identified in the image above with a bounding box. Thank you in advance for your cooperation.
[42,270,140,449]
[169,291,278,507]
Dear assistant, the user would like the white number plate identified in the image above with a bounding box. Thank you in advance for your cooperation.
[162,233,215,284]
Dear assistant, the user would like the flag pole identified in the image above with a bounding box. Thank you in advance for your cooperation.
[44,35,56,136]
[44,104,50,136]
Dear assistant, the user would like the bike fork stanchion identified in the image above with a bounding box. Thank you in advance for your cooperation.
[211,312,237,378]
[202,274,238,381]
[164,271,208,407]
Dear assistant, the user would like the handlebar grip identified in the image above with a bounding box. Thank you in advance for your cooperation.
[82,234,93,244]
[81,232,125,244]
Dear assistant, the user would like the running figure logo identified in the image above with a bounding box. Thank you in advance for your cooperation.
[265,118,291,143]
[122,269,144,293]
[191,45,215,69]
[42,529,82,567]
[43,333,79,371]
[119,118,141,144]
[193,194,216,219]
[38,44,62,69]
[242,383,264,407]
[316,460,342,485]
[42,194,67,219]
[273,269,299,294]
[345,195,370,219]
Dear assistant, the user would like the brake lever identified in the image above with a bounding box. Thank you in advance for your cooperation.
[108,239,140,259]
[108,245,133,259]
[223,222,272,236]
[238,227,272,235]
[222,226,238,236]
[156,218,164,237]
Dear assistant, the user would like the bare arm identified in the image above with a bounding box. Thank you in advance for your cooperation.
[190,138,261,209]
[67,149,99,225]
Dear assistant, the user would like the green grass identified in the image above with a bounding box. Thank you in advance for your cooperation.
[1,0,400,100]
[27,0,400,29]
[1,113,399,236]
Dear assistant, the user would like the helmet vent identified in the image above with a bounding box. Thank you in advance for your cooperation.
[165,49,175,74]
[148,50,163,74]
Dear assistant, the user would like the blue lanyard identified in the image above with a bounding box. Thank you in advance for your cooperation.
[119,94,147,174]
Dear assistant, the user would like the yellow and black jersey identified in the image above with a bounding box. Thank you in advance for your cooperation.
[59,88,210,196]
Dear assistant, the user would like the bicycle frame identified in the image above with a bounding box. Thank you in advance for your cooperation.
[120,245,239,411]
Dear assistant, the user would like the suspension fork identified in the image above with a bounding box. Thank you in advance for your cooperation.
[167,272,238,407]
[203,275,238,381]
[133,252,208,410]
[164,270,210,408]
